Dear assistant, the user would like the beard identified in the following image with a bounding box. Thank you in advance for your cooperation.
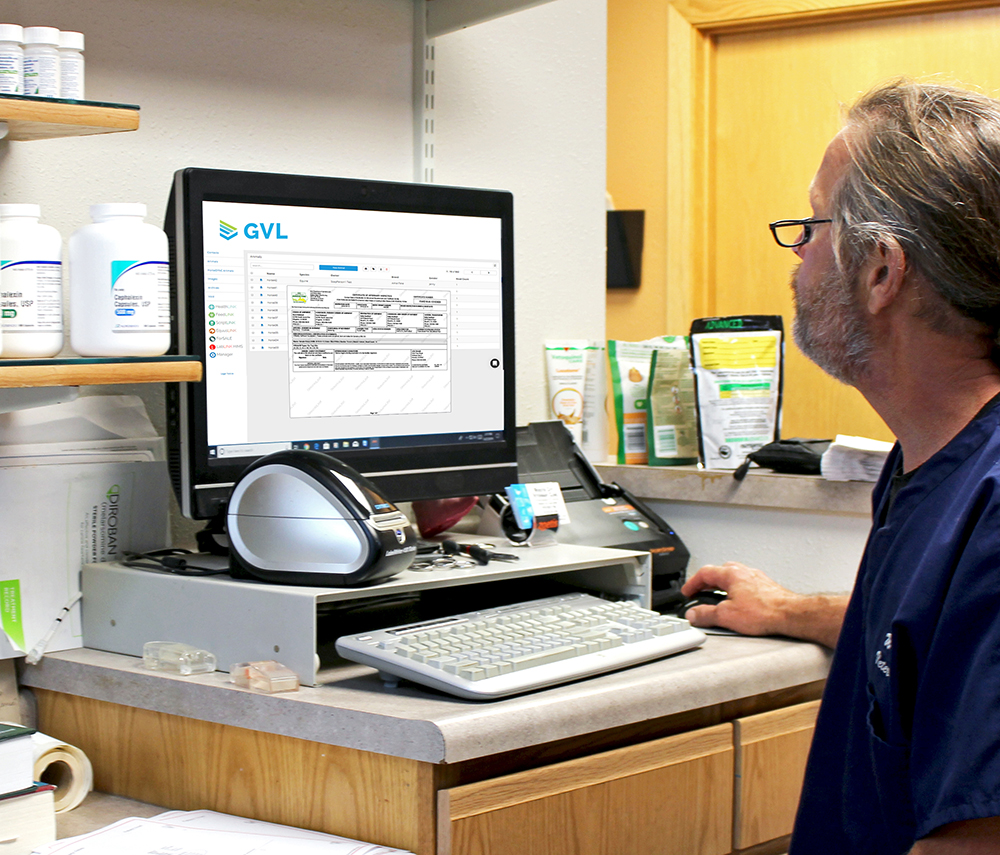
[791,262,874,385]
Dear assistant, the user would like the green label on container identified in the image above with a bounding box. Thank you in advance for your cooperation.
[1,580,25,651]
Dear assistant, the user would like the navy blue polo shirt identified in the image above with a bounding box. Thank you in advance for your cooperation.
[790,395,1000,855]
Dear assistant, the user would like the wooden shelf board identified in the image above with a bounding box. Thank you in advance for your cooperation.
[0,95,140,140]
[0,357,202,388]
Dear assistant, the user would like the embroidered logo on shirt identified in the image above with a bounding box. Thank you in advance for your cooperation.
[875,632,891,677]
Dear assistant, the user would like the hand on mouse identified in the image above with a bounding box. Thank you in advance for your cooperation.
[681,561,848,648]
[681,561,792,636]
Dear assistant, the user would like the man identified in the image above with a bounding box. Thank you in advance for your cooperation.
[683,80,1000,854]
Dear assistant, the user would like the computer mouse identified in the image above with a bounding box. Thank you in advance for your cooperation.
[673,589,728,617]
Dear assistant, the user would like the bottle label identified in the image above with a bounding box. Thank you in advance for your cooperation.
[110,260,170,333]
[0,260,63,331]
[60,54,83,99]
[0,52,22,95]
[23,53,59,97]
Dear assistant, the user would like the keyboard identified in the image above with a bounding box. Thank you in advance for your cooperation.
[335,592,706,699]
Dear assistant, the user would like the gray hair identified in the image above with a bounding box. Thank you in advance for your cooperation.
[834,80,1000,334]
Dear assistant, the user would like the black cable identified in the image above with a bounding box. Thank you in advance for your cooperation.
[121,548,231,576]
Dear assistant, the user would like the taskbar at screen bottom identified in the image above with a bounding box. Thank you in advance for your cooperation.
[210,430,505,461]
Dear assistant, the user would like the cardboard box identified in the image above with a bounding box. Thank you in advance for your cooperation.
[0,457,169,660]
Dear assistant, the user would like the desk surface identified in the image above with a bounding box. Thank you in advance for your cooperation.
[21,634,831,765]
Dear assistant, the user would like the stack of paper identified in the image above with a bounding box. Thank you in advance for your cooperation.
[1,783,56,855]
[821,434,894,482]
[1,724,56,855]
[30,809,416,855]
[0,723,35,795]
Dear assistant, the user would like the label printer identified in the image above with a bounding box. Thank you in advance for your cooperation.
[488,421,690,610]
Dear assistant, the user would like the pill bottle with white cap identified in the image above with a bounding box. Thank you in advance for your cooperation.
[22,26,59,97]
[0,204,64,358]
[0,24,23,95]
[58,30,84,99]
[69,203,171,356]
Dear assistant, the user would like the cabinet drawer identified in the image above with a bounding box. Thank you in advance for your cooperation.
[733,700,820,850]
[437,723,733,855]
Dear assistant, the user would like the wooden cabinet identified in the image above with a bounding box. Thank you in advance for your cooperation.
[438,724,734,855]
[33,691,437,855]
[35,687,824,855]
[733,700,820,851]
[437,701,821,855]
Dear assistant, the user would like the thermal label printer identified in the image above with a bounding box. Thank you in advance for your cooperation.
[486,421,690,610]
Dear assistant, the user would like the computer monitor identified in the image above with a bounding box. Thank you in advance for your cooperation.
[165,167,517,522]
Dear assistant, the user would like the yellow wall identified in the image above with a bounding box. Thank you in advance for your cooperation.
[606,1,671,342]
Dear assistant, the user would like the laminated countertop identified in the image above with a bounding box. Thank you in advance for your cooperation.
[20,635,831,765]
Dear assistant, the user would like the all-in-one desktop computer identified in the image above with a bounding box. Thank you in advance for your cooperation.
[165,167,517,528]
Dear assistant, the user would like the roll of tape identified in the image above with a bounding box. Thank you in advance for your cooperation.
[31,732,94,812]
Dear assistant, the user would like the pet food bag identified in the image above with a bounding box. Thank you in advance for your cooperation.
[689,316,784,470]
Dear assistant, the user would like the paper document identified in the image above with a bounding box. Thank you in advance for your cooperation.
[30,809,415,855]
[821,434,894,482]
[0,395,170,661]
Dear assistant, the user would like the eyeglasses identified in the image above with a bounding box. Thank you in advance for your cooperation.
[768,217,832,248]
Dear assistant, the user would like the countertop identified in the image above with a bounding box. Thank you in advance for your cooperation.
[595,463,875,515]
[21,634,831,765]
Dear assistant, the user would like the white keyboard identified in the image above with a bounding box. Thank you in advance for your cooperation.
[335,592,706,699]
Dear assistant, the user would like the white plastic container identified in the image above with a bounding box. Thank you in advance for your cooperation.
[0,204,64,358]
[22,26,59,97]
[69,203,171,357]
[58,30,84,100]
[0,24,23,96]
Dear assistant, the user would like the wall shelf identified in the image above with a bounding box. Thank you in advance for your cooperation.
[0,95,140,141]
[0,356,202,389]
[425,0,557,37]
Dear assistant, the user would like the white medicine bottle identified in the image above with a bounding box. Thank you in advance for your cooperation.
[22,26,59,97]
[69,203,171,357]
[0,24,24,96]
[0,204,64,358]
[58,31,84,100]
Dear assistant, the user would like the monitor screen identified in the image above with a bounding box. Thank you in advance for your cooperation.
[166,168,516,521]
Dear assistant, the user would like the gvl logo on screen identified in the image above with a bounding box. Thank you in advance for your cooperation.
[219,220,289,240]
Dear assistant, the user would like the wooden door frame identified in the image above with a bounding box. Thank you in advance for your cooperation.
[663,0,1000,330]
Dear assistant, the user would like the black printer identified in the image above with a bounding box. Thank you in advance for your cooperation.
[503,421,690,610]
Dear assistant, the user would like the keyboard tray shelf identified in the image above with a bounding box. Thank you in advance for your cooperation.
[81,541,650,686]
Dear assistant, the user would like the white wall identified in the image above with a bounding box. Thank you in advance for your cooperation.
[433,0,608,420]
[649,500,869,595]
[0,0,608,543]
[2,0,415,218]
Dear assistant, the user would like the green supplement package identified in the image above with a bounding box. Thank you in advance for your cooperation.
[646,339,699,465]
[608,337,675,465]
[688,315,784,470]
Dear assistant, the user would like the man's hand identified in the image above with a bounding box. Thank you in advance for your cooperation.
[911,816,1000,853]
[681,561,849,649]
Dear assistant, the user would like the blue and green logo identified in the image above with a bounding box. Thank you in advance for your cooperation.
[219,220,289,240]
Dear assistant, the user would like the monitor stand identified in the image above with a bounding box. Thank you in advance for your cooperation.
[81,540,651,685]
